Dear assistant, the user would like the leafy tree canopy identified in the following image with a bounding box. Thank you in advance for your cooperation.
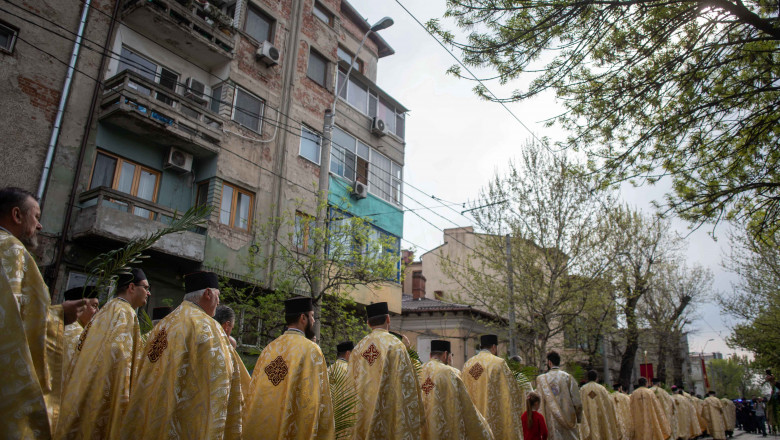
[429,0,780,240]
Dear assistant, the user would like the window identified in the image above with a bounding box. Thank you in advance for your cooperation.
[219,182,253,230]
[89,151,160,218]
[337,47,363,73]
[232,87,264,132]
[331,127,402,204]
[117,47,180,104]
[294,211,315,252]
[299,126,321,164]
[312,2,333,26]
[307,50,328,88]
[331,127,358,181]
[245,6,273,43]
[196,181,210,207]
[369,151,392,202]
[0,20,19,54]
[337,69,368,113]
[210,85,222,114]
[337,69,406,139]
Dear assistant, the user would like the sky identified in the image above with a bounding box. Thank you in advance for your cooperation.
[348,0,743,357]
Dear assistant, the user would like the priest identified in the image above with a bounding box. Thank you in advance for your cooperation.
[720,397,736,438]
[243,297,334,439]
[329,340,353,379]
[0,186,84,437]
[61,285,100,378]
[630,377,671,440]
[214,304,251,401]
[349,302,423,439]
[461,334,525,440]
[419,339,494,440]
[612,384,633,440]
[535,351,582,440]
[650,378,677,440]
[670,386,697,440]
[119,271,243,439]
[701,390,726,440]
[580,370,619,440]
[685,391,706,436]
[56,268,148,439]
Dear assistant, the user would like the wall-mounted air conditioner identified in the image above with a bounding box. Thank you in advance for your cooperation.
[256,41,280,67]
[165,147,194,173]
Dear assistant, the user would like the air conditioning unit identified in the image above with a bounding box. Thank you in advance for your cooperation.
[184,78,208,104]
[351,181,368,200]
[371,117,386,136]
[256,41,280,67]
[165,148,194,173]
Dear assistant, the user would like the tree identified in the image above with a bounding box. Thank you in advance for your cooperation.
[561,277,619,370]
[429,0,780,240]
[721,228,780,371]
[439,141,616,368]
[707,356,764,399]
[640,262,712,385]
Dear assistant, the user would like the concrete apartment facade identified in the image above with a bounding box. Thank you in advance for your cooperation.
[0,0,406,317]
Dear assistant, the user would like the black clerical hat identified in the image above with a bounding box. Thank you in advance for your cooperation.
[152,306,172,320]
[365,302,388,318]
[117,268,147,288]
[480,334,498,347]
[62,285,100,301]
[184,271,219,292]
[431,340,450,353]
[337,341,354,352]
[285,297,313,315]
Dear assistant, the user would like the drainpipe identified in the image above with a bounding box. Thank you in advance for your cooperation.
[37,0,92,200]
[47,0,122,291]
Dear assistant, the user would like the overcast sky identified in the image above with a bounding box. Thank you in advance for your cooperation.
[348,0,743,357]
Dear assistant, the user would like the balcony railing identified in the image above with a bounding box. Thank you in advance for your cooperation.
[101,70,222,152]
[122,0,235,67]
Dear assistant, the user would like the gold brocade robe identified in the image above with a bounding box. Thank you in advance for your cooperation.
[613,392,633,440]
[55,297,143,439]
[119,301,243,439]
[420,359,494,440]
[0,230,65,439]
[461,351,524,440]
[671,393,696,440]
[244,330,335,440]
[536,367,582,440]
[328,357,349,379]
[720,398,736,432]
[630,387,670,440]
[230,344,251,404]
[650,386,676,440]
[349,328,423,440]
[686,394,706,434]
[62,321,83,382]
[580,382,619,440]
[701,396,726,440]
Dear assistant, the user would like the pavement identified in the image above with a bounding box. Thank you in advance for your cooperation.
[729,430,780,439]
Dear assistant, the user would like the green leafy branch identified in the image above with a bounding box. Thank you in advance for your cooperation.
[330,365,358,440]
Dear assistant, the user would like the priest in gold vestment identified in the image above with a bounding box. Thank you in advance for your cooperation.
[720,397,736,436]
[349,302,423,440]
[685,392,706,435]
[461,334,525,440]
[701,391,726,440]
[214,305,251,399]
[328,340,353,379]
[580,371,619,440]
[630,378,671,440]
[60,286,99,380]
[671,387,697,440]
[612,384,633,440]
[420,340,494,440]
[243,297,335,439]
[650,378,677,440]
[56,269,148,439]
[0,187,84,438]
[535,351,582,440]
[119,272,243,439]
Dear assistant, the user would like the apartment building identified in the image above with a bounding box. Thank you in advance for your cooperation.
[0,0,407,315]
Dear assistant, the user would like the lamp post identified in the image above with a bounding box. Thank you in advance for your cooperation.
[311,17,394,338]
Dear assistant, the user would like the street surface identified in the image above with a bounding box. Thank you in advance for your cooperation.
[730,430,779,439]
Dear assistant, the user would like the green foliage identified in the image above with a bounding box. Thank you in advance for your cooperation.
[407,346,422,377]
[329,365,358,440]
[138,308,154,336]
[707,357,764,399]
[506,356,537,390]
[433,0,780,241]
[565,362,586,384]
[82,204,211,302]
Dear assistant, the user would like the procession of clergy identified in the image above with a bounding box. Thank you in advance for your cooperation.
[0,186,737,440]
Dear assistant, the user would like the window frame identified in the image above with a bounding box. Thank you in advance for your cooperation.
[219,181,254,231]
[299,125,322,165]
[117,46,181,104]
[0,20,19,54]
[88,150,162,219]
[306,48,329,89]
[312,2,334,26]
[231,86,265,133]
[244,5,275,44]
[337,68,406,139]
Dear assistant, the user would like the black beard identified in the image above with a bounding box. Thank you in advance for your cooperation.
[304,319,315,340]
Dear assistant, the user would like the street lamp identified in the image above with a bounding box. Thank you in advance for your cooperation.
[311,17,394,335]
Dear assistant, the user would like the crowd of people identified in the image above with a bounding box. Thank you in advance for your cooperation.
[2,183,779,440]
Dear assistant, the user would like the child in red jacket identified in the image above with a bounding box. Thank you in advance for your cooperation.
[521,391,548,440]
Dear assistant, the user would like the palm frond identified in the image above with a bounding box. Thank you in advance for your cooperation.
[407,346,423,377]
[329,365,358,440]
[138,308,154,336]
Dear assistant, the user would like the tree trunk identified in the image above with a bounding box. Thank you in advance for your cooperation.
[619,295,641,390]
[671,332,686,388]
[656,338,667,384]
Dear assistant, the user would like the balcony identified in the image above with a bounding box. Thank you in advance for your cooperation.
[100,71,222,156]
[122,0,234,69]
[71,187,206,262]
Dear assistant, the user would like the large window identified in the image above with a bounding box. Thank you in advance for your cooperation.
[337,69,405,138]
[0,20,19,54]
[337,46,363,73]
[219,182,253,231]
[299,126,321,164]
[307,49,328,88]
[117,46,180,105]
[89,151,160,218]
[312,2,333,26]
[327,209,401,281]
[245,6,274,43]
[331,127,402,204]
[232,87,264,132]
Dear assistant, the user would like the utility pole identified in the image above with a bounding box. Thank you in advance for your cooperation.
[506,233,517,357]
